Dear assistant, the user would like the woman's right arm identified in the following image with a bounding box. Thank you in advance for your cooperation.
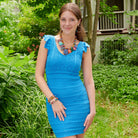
[35,38,66,121]
[35,38,54,99]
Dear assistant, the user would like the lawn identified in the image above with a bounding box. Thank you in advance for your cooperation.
[85,93,138,138]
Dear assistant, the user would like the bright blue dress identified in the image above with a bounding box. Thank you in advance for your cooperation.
[44,35,90,138]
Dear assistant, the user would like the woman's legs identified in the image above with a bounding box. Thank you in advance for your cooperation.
[62,135,77,138]
[76,133,85,138]
[62,133,85,138]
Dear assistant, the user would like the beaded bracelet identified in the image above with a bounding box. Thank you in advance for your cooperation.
[48,95,55,103]
[50,97,58,105]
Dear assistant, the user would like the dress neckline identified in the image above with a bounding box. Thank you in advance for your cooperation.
[54,36,81,56]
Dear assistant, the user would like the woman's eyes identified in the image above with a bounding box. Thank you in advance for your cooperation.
[61,18,65,21]
[61,18,75,21]
[71,18,75,21]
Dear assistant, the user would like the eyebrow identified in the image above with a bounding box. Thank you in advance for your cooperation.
[60,17,75,19]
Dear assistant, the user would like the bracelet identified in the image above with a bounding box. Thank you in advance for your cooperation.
[50,97,58,105]
[48,95,55,103]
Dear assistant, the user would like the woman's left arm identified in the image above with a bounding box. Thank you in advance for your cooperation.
[82,47,96,132]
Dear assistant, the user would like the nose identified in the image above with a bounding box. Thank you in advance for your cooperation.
[65,20,70,25]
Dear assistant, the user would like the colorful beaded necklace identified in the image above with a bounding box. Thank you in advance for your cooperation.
[58,34,78,55]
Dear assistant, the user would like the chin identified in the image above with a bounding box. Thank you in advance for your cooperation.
[62,30,75,35]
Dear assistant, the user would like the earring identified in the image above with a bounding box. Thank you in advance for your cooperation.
[60,29,63,33]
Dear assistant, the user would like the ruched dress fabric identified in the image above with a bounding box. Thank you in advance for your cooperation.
[44,35,90,138]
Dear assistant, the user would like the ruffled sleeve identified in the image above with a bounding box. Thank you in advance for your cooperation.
[83,42,90,53]
[43,35,52,50]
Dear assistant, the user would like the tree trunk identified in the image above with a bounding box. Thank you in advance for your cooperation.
[85,0,93,60]
[82,0,87,26]
[75,0,80,5]
[132,0,136,29]
[91,0,100,62]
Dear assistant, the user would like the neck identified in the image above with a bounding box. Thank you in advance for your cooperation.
[61,32,75,42]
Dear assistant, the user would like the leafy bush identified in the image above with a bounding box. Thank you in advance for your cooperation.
[0,46,52,137]
[0,0,31,53]
[17,2,61,57]
[110,47,138,65]
[99,34,138,66]
[92,64,138,101]
[0,46,35,122]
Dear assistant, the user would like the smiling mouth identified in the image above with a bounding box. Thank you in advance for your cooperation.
[64,27,72,29]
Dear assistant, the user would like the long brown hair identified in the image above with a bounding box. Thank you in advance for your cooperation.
[59,3,86,41]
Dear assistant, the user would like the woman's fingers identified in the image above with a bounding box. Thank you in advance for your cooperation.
[83,113,95,132]
[59,111,65,121]
[84,123,89,132]
[84,118,89,132]
[54,112,56,118]
[55,109,66,121]
[62,109,66,117]
[56,112,61,120]
[57,111,64,121]
[63,105,67,110]
[84,119,88,127]
[52,101,67,121]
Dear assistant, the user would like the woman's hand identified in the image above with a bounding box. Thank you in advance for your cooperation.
[52,100,67,121]
[84,112,96,132]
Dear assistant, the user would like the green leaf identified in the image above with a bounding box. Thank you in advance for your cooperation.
[0,53,9,63]
[0,70,8,79]
[13,79,27,88]
[127,10,138,16]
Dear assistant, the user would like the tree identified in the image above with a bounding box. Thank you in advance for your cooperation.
[75,0,80,5]
[85,0,93,59]
[132,0,136,29]
[91,0,100,62]
[85,0,100,62]
[20,0,70,18]
[79,0,118,62]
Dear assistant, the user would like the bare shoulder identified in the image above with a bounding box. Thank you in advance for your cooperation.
[82,45,91,59]
[40,38,46,47]
[55,35,60,40]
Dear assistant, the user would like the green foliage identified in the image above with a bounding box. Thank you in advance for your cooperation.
[0,46,52,137]
[100,0,119,24]
[127,10,138,16]
[21,0,70,18]
[18,3,60,39]
[92,64,138,101]
[0,0,31,53]
[0,0,69,56]
[99,34,138,66]
[0,89,52,138]
[100,0,118,13]
[0,46,35,121]
[17,0,65,57]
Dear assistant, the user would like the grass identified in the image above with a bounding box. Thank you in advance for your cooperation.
[85,92,138,138]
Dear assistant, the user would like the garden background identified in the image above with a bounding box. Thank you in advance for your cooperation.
[0,0,137,138]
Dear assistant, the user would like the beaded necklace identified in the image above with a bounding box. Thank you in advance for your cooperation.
[58,34,78,55]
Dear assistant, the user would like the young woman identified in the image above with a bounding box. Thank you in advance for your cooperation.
[35,3,96,138]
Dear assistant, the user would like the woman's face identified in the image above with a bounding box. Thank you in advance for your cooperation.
[60,11,81,35]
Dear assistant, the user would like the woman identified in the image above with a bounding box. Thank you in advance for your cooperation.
[35,3,96,138]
